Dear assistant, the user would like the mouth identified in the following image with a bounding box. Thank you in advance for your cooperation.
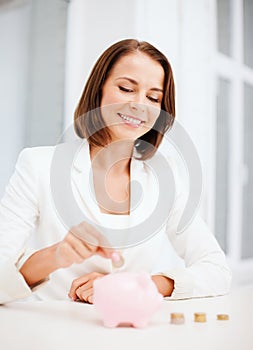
[117,113,144,128]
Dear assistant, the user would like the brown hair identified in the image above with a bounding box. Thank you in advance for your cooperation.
[74,39,175,160]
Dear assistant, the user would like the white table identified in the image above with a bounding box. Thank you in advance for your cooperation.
[0,285,252,350]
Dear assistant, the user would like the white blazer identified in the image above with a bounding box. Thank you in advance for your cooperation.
[0,140,231,303]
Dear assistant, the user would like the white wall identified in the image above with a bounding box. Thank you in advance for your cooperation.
[175,0,216,224]
[0,0,31,197]
[64,0,137,127]
[0,0,69,197]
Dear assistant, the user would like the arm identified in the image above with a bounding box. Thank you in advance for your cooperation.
[0,149,114,303]
[163,195,232,299]
[0,148,40,303]
[20,222,114,288]
[19,245,58,288]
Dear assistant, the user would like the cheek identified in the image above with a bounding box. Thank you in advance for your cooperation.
[101,88,123,106]
[149,107,161,123]
[101,92,114,106]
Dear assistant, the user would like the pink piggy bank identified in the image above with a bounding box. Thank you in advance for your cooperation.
[93,272,163,328]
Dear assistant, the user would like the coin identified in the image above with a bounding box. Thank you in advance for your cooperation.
[111,252,125,268]
[194,312,206,323]
[170,313,185,324]
[217,314,229,320]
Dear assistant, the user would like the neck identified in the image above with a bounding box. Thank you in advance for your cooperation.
[89,139,134,174]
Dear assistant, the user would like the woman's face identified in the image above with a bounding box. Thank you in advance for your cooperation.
[100,52,164,142]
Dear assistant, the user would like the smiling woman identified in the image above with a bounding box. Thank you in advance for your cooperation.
[0,39,231,304]
[74,39,175,160]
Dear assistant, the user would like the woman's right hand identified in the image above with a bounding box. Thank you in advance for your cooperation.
[20,221,114,287]
[54,221,114,269]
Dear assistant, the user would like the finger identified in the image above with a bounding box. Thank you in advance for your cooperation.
[76,286,93,303]
[69,272,104,300]
[73,221,112,249]
[71,222,116,258]
[68,275,91,300]
[87,294,93,304]
[97,246,116,259]
[67,233,96,258]
[71,222,100,246]
[58,241,85,268]
[73,280,93,300]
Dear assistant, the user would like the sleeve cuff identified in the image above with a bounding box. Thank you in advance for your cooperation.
[156,268,195,300]
[0,250,50,304]
[0,257,33,304]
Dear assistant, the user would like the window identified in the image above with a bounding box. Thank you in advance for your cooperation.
[243,0,253,68]
[215,0,253,271]
[25,0,69,147]
[217,0,233,56]
[242,83,253,258]
[215,78,231,253]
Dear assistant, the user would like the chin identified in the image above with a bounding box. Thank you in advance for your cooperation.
[109,128,144,142]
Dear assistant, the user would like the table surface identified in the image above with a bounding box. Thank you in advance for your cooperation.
[0,285,252,350]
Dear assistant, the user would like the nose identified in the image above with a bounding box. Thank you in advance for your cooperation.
[129,94,147,113]
[129,101,145,113]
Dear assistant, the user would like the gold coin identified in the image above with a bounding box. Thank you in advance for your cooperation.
[194,312,206,323]
[170,313,185,324]
[217,314,229,320]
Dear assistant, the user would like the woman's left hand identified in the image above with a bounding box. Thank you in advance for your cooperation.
[68,272,106,303]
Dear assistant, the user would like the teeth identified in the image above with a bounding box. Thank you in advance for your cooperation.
[119,114,142,125]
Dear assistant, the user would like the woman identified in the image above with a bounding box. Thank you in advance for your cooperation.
[0,39,231,304]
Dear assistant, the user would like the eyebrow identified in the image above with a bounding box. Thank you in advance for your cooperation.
[115,76,164,93]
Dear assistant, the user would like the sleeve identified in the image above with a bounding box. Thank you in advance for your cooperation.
[0,148,47,304]
[159,192,232,299]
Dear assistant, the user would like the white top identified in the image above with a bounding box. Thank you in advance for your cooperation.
[0,140,231,303]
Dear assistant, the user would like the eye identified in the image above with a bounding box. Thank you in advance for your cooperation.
[148,96,160,103]
[119,86,133,93]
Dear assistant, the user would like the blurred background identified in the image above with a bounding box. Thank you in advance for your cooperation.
[0,0,252,286]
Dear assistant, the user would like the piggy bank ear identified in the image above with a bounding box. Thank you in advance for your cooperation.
[137,272,151,288]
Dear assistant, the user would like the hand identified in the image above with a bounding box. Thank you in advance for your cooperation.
[54,221,114,269]
[68,272,106,303]
[151,275,174,297]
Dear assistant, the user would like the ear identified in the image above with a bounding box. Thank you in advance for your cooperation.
[137,272,151,288]
[93,278,101,289]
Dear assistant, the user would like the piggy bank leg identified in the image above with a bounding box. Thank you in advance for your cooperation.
[103,318,119,328]
[132,319,148,328]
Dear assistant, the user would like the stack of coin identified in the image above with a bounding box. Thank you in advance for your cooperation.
[217,314,229,320]
[170,313,185,325]
[194,312,206,323]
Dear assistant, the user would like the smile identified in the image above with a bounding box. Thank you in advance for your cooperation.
[117,113,144,127]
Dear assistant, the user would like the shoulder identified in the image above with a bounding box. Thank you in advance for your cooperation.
[18,145,55,159]
[16,145,56,170]
[16,140,84,174]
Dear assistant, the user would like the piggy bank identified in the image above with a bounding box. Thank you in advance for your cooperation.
[93,272,163,328]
